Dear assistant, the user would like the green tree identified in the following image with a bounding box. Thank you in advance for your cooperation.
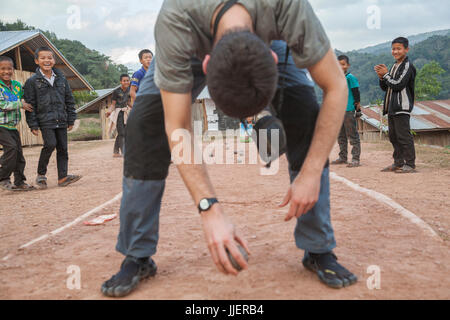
[415,61,446,100]
[0,19,34,31]
[73,91,98,108]
[1,19,129,90]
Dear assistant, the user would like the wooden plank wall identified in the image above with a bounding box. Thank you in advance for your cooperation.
[12,70,44,146]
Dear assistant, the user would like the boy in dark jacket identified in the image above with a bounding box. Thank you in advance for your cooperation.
[24,47,81,188]
[375,37,417,173]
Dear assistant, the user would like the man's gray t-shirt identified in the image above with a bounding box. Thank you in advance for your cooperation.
[154,0,330,94]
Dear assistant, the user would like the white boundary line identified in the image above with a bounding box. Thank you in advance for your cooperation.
[1,193,123,261]
[1,172,442,261]
[329,172,441,241]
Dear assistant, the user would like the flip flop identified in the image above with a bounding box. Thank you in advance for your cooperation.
[35,175,48,189]
[58,174,82,187]
[11,183,36,191]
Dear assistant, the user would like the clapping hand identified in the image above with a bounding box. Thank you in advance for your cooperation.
[374,64,389,79]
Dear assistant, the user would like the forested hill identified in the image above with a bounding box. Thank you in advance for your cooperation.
[357,29,450,55]
[334,35,449,105]
[43,31,129,89]
[0,20,128,90]
[2,20,448,104]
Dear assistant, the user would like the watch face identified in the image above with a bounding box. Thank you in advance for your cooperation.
[199,199,210,210]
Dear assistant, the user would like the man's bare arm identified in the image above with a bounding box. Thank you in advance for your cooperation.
[305,48,348,174]
[280,48,347,219]
[160,89,250,275]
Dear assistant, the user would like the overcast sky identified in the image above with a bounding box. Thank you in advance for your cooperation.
[1,0,449,70]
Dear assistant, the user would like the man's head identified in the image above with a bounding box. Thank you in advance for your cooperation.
[203,30,278,119]
[391,37,409,62]
[139,49,153,69]
[338,55,350,73]
[0,56,14,83]
[34,47,55,72]
[120,74,130,88]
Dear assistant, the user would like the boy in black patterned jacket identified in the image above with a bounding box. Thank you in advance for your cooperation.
[375,37,417,173]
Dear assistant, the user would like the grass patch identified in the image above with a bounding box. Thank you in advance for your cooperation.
[69,115,102,141]
[77,113,100,120]
[416,144,450,168]
[364,140,450,168]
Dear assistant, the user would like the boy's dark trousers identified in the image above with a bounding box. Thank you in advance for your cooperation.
[113,111,125,155]
[337,111,361,162]
[0,127,26,186]
[388,114,415,168]
[38,128,68,180]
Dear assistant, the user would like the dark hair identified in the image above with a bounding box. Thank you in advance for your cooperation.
[138,49,153,60]
[0,56,14,66]
[207,30,278,119]
[392,37,409,49]
[338,55,350,64]
[34,46,54,59]
[120,73,130,81]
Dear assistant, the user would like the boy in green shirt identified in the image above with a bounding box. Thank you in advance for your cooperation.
[332,55,362,167]
[0,56,34,191]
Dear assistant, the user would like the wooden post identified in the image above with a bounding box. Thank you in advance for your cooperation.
[379,104,383,140]
[15,47,22,70]
[100,104,108,140]
[202,99,208,134]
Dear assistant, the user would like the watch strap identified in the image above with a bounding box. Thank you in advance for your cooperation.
[198,198,219,213]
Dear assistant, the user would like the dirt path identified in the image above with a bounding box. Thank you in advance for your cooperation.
[0,140,448,299]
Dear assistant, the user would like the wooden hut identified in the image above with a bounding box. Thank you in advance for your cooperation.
[194,87,239,133]
[358,100,450,147]
[0,30,93,146]
[76,87,117,140]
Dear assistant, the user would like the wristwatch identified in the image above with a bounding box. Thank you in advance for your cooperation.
[198,198,219,213]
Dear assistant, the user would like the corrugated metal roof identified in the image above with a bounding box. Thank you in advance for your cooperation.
[0,30,93,91]
[95,88,115,97]
[0,30,39,53]
[76,86,118,113]
[361,100,450,132]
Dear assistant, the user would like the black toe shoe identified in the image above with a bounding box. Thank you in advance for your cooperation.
[101,256,157,297]
[302,251,357,289]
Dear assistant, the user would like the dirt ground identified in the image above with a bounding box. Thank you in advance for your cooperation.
[0,139,449,300]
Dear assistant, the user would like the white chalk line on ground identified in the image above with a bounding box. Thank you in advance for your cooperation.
[1,193,123,261]
[329,172,441,240]
[1,172,441,261]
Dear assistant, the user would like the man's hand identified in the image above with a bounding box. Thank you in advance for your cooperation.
[68,125,74,131]
[355,102,362,112]
[160,89,250,275]
[21,100,33,112]
[279,171,321,221]
[201,205,250,275]
[31,129,39,136]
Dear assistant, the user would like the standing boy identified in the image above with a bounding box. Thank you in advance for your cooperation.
[374,37,417,173]
[106,74,131,157]
[332,55,361,167]
[129,49,153,107]
[0,56,34,191]
[24,47,81,188]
